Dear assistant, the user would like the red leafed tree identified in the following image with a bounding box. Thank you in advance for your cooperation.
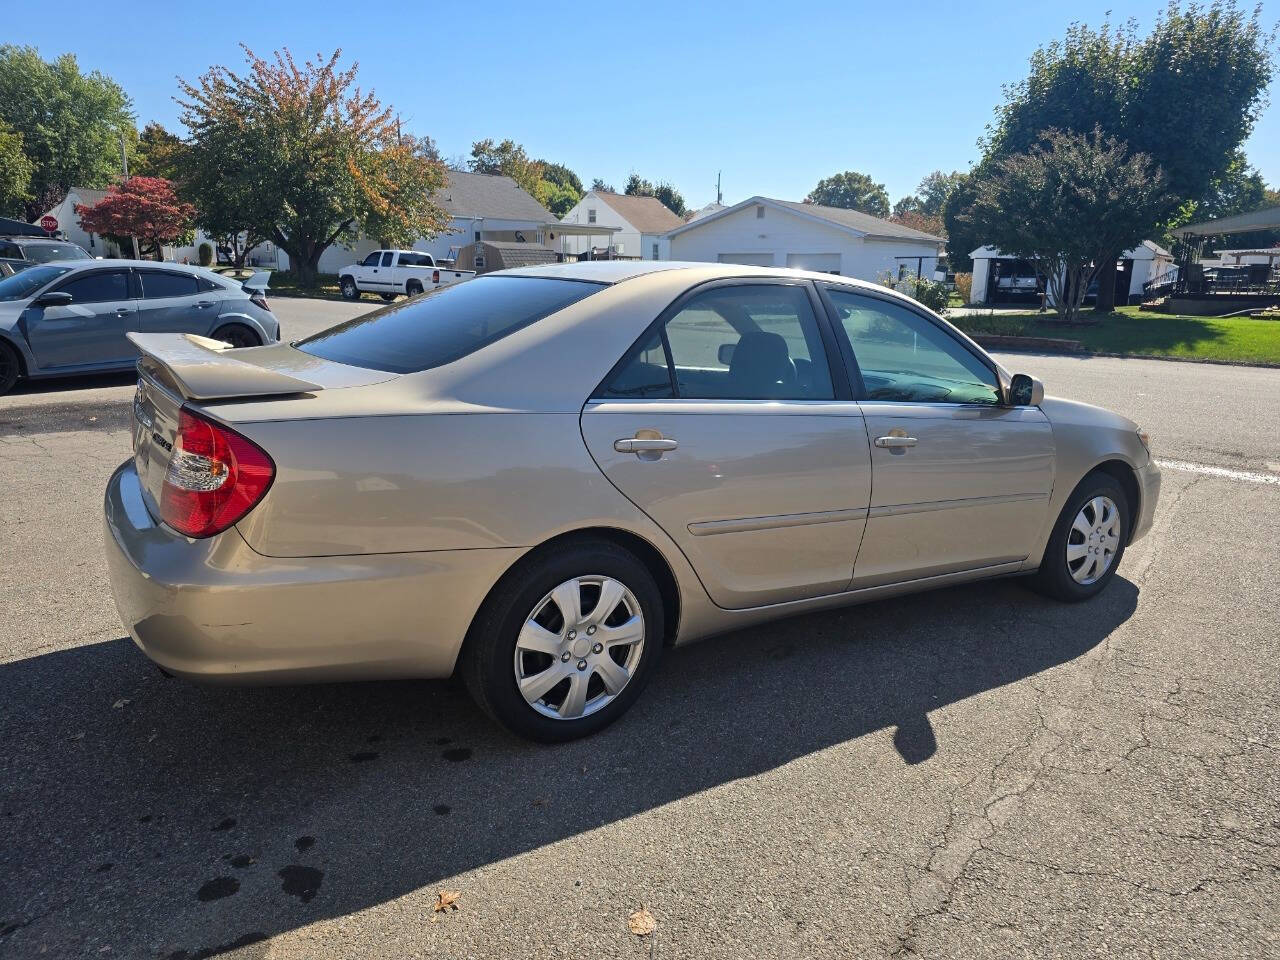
[75,176,195,260]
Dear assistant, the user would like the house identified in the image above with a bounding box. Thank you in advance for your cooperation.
[35,187,112,255]
[686,201,727,222]
[559,191,685,261]
[662,196,946,281]
[967,241,1175,306]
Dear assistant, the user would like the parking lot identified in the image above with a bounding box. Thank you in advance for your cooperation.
[1,297,1277,958]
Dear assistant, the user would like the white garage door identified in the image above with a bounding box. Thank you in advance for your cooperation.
[717,253,774,266]
[786,253,841,274]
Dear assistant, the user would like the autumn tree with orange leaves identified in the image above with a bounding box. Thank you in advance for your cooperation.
[178,47,449,287]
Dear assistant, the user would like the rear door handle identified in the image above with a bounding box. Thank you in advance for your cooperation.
[614,438,678,454]
[874,435,918,448]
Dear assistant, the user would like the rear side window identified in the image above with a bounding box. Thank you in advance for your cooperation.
[139,271,200,299]
[297,276,604,373]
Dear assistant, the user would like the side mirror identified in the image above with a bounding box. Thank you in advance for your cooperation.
[34,291,73,308]
[717,343,735,365]
[1009,373,1044,406]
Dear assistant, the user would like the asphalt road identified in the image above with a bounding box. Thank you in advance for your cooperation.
[1,298,1277,959]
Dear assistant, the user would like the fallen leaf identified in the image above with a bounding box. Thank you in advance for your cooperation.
[112,699,131,709]
[628,906,657,936]
[433,889,461,914]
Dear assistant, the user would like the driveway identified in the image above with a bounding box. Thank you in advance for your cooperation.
[0,300,1275,958]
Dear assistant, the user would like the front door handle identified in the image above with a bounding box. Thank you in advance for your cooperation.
[614,437,678,454]
[874,435,918,448]
[195,299,216,308]
[115,308,131,316]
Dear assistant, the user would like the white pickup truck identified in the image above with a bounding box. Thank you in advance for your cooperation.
[338,250,475,301]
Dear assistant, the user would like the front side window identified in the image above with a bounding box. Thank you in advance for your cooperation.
[0,241,21,259]
[0,264,72,301]
[55,270,130,304]
[138,271,199,299]
[601,284,834,401]
[298,276,604,374]
[361,252,381,267]
[826,288,999,404]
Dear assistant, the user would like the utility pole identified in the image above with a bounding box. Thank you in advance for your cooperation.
[716,171,722,205]
[121,135,140,260]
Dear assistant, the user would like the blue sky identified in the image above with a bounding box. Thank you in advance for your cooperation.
[11,0,1278,209]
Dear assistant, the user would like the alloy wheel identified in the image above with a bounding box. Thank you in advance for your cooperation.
[513,575,645,720]
[1067,495,1121,585]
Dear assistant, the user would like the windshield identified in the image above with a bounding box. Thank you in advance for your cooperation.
[22,243,93,263]
[0,264,73,301]
[297,276,605,373]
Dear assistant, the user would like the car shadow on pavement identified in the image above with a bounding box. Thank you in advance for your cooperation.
[2,370,137,397]
[0,576,1137,957]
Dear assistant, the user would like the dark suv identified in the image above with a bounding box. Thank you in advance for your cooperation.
[0,236,94,273]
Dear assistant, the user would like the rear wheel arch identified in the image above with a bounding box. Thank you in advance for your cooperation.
[212,322,262,348]
[458,527,682,674]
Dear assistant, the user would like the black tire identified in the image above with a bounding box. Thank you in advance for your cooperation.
[0,340,20,395]
[462,539,665,742]
[339,276,360,301]
[214,324,262,349]
[406,280,423,297]
[1029,471,1130,602]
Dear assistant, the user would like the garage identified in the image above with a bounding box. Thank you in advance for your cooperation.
[786,253,841,274]
[717,252,774,266]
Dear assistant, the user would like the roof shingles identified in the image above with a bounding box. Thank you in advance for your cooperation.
[433,170,556,222]
[594,192,685,234]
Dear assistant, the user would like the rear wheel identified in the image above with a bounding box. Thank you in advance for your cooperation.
[462,540,664,742]
[214,324,262,349]
[1029,471,1130,602]
[406,280,423,297]
[339,276,360,300]
[0,340,20,395]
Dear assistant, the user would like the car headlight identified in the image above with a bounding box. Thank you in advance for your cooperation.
[1136,428,1151,454]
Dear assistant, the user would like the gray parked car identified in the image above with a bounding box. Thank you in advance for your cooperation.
[105,262,1159,742]
[0,259,280,394]
[0,235,94,275]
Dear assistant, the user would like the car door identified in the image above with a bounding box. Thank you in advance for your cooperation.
[818,285,1055,588]
[370,250,395,291]
[580,279,872,610]
[133,269,210,336]
[24,268,136,369]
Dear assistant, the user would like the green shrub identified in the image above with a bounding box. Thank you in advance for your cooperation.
[197,241,214,267]
[879,271,950,314]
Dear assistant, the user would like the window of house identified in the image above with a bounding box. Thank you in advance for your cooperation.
[825,288,999,404]
[756,205,765,219]
[652,242,659,260]
[599,284,834,402]
[588,208,597,224]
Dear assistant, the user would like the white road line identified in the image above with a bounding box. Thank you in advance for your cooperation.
[1156,459,1280,486]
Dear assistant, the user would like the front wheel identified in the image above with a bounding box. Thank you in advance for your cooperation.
[462,540,664,742]
[339,277,360,300]
[1029,471,1130,602]
[0,340,20,395]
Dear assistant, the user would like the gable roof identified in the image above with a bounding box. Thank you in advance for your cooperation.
[69,187,110,207]
[666,195,945,244]
[434,170,556,223]
[594,192,685,234]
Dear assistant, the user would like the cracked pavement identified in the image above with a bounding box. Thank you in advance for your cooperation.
[0,300,1276,958]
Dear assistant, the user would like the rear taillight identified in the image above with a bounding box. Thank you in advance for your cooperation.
[432,269,440,285]
[160,407,275,538]
[250,292,270,312]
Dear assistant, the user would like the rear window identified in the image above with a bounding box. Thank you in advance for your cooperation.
[297,276,605,373]
[21,242,92,263]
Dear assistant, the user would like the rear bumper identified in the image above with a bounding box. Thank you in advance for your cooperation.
[1131,459,1161,543]
[103,460,522,683]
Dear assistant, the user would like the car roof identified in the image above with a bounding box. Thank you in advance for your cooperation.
[502,259,894,294]
[0,236,74,244]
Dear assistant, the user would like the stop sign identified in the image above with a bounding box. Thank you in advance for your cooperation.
[39,215,58,232]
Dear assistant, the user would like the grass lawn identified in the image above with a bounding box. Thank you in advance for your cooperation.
[951,305,1280,366]
[255,271,346,301]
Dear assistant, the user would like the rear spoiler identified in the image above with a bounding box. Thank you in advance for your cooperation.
[241,270,271,293]
[128,332,322,401]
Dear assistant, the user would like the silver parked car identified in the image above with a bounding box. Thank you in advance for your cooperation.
[0,259,280,394]
[104,262,1160,741]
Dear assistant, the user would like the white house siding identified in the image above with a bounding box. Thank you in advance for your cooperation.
[667,203,942,282]
[559,192,639,258]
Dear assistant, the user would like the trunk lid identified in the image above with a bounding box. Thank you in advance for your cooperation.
[127,333,394,517]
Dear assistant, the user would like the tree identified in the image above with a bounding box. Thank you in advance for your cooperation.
[895,171,965,219]
[133,122,187,181]
[965,128,1169,323]
[591,178,616,193]
[624,174,687,217]
[75,176,195,260]
[804,171,890,218]
[890,209,945,238]
[978,2,1276,310]
[941,171,979,272]
[468,138,543,195]
[0,123,33,218]
[536,179,579,217]
[178,47,450,287]
[0,46,135,220]
[537,160,583,197]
